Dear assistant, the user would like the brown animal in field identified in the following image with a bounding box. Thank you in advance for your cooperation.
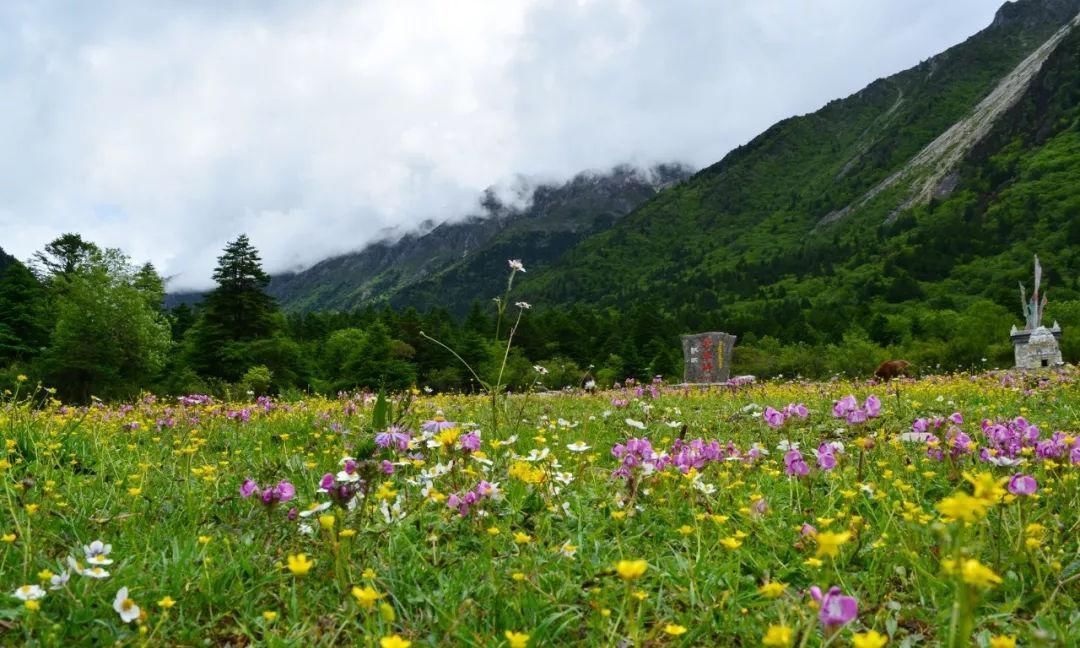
[874,360,911,381]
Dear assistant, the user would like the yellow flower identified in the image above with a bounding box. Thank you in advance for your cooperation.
[352,585,384,609]
[632,590,648,601]
[758,582,786,598]
[852,630,888,648]
[16,374,28,382]
[25,600,40,612]
[960,559,1001,588]
[362,568,377,579]
[318,514,336,530]
[158,596,176,609]
[663,624,688,636]
[963,471,1007,503]
[435,428,460,448]
[762,624,793,647]
[127,487,142,497]
[37,569,54,582]
[2,533,15,543]
[486,526,501,536]
[610,510,627,521]
[379,602,396,622]
[375,481,398,501]
[286,553,313,577]
[988,635,1017,648]
[511,572,526,581]
[513,532,533,545]
[262,610,278,622]
[935,492,989,523]
[803,557,824,568]
[615,559,648,581]
[197,535,212,545]
[814,530,851,558]
[720,536,742,550]
[505,630,530,648]
[340,529,357,538]
[677,525,694,536]
[380,635,412,648]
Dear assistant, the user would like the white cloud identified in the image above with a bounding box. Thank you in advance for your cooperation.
[0,0,1002,289]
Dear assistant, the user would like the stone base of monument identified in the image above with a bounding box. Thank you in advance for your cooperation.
[1010,322,1063,369]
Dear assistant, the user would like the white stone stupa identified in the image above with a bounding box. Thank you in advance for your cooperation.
[1010,255,1063,369]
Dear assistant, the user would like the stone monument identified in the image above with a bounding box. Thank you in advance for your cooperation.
[681,332,737,383]
[1010,255,1063,369]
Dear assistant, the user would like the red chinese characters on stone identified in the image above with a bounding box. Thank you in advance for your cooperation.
[700,336,714,376]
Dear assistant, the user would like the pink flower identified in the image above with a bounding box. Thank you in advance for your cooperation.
[863,395,881,418]
[1008,473,1037,496]
[240,478,259,498]
[763,407,786,429]
[810,586,858,627]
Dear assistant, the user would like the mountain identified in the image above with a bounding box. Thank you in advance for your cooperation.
[266,163,692,312]
[511,0,1080,346]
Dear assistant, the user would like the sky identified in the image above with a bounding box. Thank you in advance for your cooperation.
[0,0,1006,290]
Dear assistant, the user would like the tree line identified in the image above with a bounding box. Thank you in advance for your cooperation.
[1,233,1077,403]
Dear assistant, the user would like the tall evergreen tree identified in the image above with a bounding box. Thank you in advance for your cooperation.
[0,261,51,362]
[186,234,281,380]
[31,233,99,281]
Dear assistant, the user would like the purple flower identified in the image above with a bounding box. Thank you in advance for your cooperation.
[863,395,881,418]
[420,415,456,435]
[816,447,837,471]
[274,480,295,502]
[763,407,786,429]
[381,460,395,475]
[832,396,858,418]
[1008,473,1037,496]
[459,430,481,452]
[846,409,868,425]
[240,478,259,498]
[320,473,336,491]
[784,449,810,477]
[785,403,809,419]
[810,586,858,627]
[375,427,412,451]
[949,412,964,425]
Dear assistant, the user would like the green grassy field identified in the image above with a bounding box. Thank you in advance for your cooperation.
[1,369,1078,646]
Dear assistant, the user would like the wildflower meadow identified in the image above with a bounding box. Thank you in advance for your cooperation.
[1,368,1079,646]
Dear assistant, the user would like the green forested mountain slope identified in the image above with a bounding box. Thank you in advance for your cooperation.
[267,164,690,313]
[508,0,1080,370]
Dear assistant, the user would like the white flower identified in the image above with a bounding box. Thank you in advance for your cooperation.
[899,432,933,443]
[83,566,111,579]
[523,448,550,462]
[693,480,717,495]
[298,501,333,517]
[83,540,113,565]
[298,523,315,536]
[987,455,1023,467]
[515,301,532,310]
[508,259,526,272]
[584,379,596,390]
[566,441,590,453]
[533,365,548,375]
[13,584,46,601]
[113,587,141,623]
[556,542,577,558]
[776,440,799,452]
[665,421,683,428]
[48,571,70,590]
[625,418,646,430]
[553,472,575,485]
[335,470,361,483]
[423,386,433,394]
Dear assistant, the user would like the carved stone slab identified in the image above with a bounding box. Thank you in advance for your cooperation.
[681,332,736,383]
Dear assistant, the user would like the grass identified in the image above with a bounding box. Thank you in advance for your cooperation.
[1,368,1079,646]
